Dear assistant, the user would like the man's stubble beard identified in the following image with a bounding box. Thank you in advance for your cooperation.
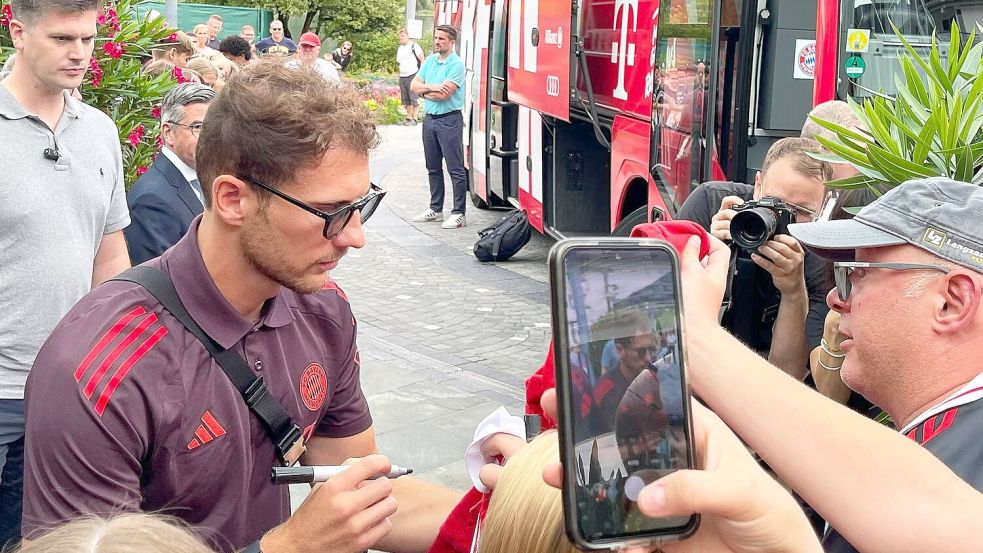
[241,208,329,295]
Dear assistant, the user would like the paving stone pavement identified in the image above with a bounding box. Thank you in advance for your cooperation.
[290,124,556,512]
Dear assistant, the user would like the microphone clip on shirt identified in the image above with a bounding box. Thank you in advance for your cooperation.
[43,148,61,161]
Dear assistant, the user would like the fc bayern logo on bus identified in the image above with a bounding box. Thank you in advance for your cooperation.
[797,42,816,77]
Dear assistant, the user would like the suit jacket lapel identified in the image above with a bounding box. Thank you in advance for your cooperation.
[157,154,204,217]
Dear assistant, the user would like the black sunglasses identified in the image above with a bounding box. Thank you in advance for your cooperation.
[243,176,386,240]
[832,261,951,301]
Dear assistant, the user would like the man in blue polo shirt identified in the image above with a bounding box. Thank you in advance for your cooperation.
[410,25,468,229]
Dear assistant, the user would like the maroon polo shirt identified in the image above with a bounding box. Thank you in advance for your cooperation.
[22,219,372,552]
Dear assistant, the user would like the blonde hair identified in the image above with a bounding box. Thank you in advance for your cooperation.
[760,137,833,183]
[187,57,218,81]
[17,513,214,553]
[801,100,864,142]
[478,432,578,553]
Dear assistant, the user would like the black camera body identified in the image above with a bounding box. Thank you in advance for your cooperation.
[730,197,796,251]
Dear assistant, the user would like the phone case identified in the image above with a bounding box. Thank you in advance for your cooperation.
[548,238,700,550]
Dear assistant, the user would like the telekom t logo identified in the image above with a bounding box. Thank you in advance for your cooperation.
[611,0,638,101]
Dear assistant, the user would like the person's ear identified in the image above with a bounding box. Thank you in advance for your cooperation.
[9,19,27,50]
[160,122,176,147]
[210,176,250,226]
[932,271,982,335]
[753,171,763,199]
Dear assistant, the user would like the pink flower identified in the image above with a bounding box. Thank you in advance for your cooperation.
[172,66,188,84]
[167,33,178,42]
[102,41,125,59]
[127,124,146,147]
[1,4,12,27]
[151,105,161,119]
[88,57,103,87]
[136,166,148,176]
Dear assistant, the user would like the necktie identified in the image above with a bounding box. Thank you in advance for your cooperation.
[189,178,204,205]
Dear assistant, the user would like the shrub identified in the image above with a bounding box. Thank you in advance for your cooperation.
[0,0,179,188]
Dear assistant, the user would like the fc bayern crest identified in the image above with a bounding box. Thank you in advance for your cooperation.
[300,363,328,411]
[797,42,816,77]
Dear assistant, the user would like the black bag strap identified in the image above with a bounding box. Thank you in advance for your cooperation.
[111,266,306,466]
[491,210,521,258]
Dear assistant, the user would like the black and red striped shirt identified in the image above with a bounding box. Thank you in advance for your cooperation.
[22,220,372,551]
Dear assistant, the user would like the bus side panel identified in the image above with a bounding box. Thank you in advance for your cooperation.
[577,0,660,120]
[506,0,573,120]
[517,106,545,232]
[610,115,657,230]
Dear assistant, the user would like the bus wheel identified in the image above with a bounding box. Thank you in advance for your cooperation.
[470,191,490,210]
[612,206,648,237]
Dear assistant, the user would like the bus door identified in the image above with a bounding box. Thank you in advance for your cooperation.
[650,0,718,212]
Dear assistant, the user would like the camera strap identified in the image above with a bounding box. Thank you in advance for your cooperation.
[110,266,306,466]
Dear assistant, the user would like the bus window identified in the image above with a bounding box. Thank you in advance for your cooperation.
[841,0,981,99]
[652,0,713,207]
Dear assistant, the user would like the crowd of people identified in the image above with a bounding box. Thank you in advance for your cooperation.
[142,14,358,92]
[3,0,983,551]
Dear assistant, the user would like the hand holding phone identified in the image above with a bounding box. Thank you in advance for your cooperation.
[549,239,699,549]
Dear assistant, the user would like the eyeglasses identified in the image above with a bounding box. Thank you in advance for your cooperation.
[243,176,386,240]
[783,199,821,223]
[169,121,204,137]
[833,261,951,301]
[626,345,659,358]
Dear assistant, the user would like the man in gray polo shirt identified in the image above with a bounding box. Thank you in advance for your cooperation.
[23,61,458,553]
[0,0,130,545]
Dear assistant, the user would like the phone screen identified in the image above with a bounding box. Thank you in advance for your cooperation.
[558,246,695,543]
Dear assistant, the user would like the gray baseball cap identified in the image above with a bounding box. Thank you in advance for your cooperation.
[788,177,983,272]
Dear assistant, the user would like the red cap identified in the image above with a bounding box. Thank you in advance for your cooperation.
[299,32,321,47]
[629,220,711,260]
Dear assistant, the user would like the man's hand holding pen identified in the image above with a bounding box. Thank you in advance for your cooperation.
[259,454,399,553]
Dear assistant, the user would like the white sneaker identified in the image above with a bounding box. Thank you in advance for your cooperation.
[413,209,442,222]
[441,213,466,229]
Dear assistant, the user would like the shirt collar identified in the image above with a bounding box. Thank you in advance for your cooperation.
[161,217,295,349]
[160,147,199,183]
[0,73,81,122]
[901,371,983,434]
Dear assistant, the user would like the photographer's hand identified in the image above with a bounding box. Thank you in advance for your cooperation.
[709,196,744,242]
[752,235,810,377]
[260,455,398,553]
[751,234,806,296]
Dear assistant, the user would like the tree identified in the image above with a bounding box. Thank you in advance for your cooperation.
[1,0,184,188]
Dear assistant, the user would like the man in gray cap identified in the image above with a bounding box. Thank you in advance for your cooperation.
[787,176,983,552]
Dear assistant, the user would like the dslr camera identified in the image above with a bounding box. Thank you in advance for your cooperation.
[730,197,796,251]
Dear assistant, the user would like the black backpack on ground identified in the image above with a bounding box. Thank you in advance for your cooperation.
[473,209,532,262]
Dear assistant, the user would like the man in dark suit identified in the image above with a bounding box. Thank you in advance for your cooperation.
[126,83,216,264]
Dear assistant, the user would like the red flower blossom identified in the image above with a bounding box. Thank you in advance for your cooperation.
[173,66,188,84]
[102,41,125,59]
[127,124,146,147]
[88,57,103,87]
[136,166,148,176]
[167,33,178,42]
[151,105,161,119]
[1,4,13,27]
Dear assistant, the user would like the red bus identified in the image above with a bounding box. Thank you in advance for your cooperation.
[436,0,980,236]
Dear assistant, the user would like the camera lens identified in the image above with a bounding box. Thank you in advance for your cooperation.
[731,208,778,250]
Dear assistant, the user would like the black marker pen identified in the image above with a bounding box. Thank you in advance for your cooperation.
[271,465,413,485]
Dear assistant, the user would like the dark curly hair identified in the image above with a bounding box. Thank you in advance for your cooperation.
[218,35,252,61]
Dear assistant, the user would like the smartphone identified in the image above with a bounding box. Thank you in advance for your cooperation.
[549,238,699,549]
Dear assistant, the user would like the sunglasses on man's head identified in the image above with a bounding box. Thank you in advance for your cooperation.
[243,176,386,240]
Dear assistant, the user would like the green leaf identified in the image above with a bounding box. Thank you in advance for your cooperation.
[824,173,879,190]
[867,145,938,179]
[956,143,975,182]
